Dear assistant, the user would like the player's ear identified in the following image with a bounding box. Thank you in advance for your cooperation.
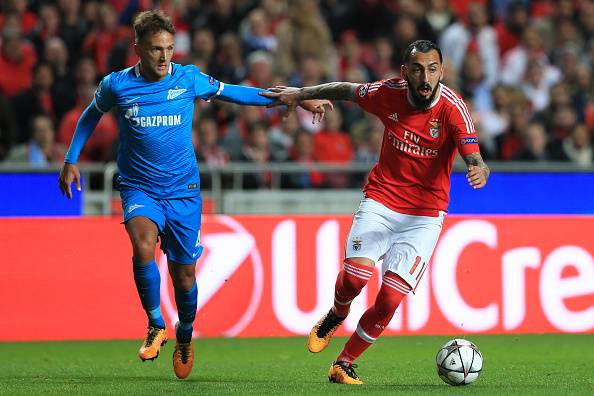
[133,42,140,57]
[400,64,407,79]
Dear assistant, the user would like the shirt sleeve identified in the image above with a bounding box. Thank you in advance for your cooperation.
[94,74,115,113]
[192,65,222,100]
[64,103,103,164]
[216,84,275,105]
[448,99,480,155]
[354,81,386,117]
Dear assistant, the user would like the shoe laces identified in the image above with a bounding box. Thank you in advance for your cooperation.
[316,310,343,338]
[178,343,191,364]
[337,361,359,379]
[145,327,162,347]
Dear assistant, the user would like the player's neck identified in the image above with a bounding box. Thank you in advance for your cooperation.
[138,62,167,82]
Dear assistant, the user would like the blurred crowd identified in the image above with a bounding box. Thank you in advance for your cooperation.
[1,0,593,189]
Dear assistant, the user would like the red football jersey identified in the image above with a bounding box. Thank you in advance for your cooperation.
[355,78,480,216]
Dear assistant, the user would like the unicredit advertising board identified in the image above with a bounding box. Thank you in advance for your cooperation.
[1,215,593,341]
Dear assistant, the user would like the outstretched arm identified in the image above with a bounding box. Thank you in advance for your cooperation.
[260,83,359,111]
[216,83,333,122]
[293,82,359,101]
[59,102,103,198]
[217,84,278,106]
[462,152,490,189]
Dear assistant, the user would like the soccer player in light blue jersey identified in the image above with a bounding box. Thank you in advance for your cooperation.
[58,10,330,379]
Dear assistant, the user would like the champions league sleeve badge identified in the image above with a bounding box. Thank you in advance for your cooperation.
[358,84,369,97]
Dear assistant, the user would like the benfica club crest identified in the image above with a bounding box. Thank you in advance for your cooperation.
[352,237,362,251]
[429,118,440,138]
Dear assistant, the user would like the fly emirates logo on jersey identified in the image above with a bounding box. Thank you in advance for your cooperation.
[387,129,438,158]
[124,103,182,128]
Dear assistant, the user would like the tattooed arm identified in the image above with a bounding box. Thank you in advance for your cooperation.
[259,83,359,110]
[463,152,490,189]
[294,82,359,101]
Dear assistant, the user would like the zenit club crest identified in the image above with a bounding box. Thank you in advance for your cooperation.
[429,118,440,138]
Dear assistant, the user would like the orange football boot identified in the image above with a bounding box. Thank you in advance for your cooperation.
[138,326,168,361]
[172,322,194,379]
[328,361,364,385]
[308,309,347,353]
[173,341,194,379]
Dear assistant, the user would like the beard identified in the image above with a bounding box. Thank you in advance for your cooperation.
[406,79,440,110]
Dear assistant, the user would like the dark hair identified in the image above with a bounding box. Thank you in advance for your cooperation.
[403,40,443,64]
[133,10,175,43]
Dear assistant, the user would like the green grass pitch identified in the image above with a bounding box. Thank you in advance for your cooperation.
[1,334,593,395]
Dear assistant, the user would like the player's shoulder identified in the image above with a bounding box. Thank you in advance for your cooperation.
[368,77,407,93]
[171,62,197,75]
[358,77,406,99]
[438,83,475,128]
[109,65,137,82]
[100,65,136,91]
[172,63,215,83]
[438,83,467,107]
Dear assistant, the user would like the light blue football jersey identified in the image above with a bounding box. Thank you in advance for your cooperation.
[94,63,220,198]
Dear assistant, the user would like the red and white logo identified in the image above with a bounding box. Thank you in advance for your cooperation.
[158,216,264,337]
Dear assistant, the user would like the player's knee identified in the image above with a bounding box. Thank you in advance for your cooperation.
[170,265,196,291]
[172,276,194,292]
[131,237,156,263]
[374,281,409,317]
[341,258,374,289]
[342,273,364,290]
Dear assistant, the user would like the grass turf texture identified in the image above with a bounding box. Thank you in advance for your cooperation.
[1,334,593,395]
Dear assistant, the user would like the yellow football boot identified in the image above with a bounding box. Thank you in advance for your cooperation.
[308,309,346,353]
[328,361,364,385]
[138,326,168,361]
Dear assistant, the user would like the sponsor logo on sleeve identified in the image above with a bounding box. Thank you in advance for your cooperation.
[460,137,479,145]
[209,76,215,85]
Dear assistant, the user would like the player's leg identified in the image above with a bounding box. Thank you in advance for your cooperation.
[127,216,164,327]
[168,260,197,379]
[121,188,168,361]
[308,257,374,353]
[168,262,197,343]
[160,195,202,379]
[330,212,444,384]
[308,198,391,353]
[329,270,411,384]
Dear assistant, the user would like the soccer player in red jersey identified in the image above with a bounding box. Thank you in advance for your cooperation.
[262,40,490,385]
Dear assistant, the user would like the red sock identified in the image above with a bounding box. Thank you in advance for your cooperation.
[332,259,373,318]
[337,272,411,363]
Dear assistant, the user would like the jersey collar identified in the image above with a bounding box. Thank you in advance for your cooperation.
[134,62,173,78]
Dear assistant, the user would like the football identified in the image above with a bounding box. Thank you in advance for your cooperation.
[435,338,483,386]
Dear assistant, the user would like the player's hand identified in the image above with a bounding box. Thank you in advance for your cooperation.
[466,165,487,189]
[59,163,81,199]
[260,86,301,112]
[299,99,334,124]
